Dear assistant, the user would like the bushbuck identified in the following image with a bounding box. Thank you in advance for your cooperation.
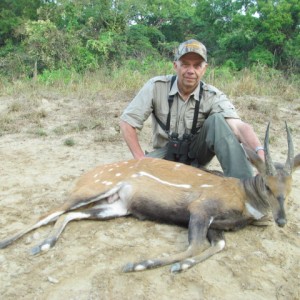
[0,122,299,273]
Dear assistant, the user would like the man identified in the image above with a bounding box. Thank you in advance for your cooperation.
[120,39,264,179]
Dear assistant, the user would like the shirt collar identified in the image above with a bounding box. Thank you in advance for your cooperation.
[170,77,202,101]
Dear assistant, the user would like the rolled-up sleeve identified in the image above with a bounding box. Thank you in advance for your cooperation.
[120,79,155,129]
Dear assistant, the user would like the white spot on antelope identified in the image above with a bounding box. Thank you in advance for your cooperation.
[115,173,122,177]
[93,174,98,178]
[95,179,100,183]
[197,173,202,176]
[173,163,182,170]
[200,184,213,188]
[108,168,114,172]
[102,181,113,186]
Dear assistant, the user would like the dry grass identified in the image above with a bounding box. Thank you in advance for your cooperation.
[207,65,299,101]
[0,64,299,142]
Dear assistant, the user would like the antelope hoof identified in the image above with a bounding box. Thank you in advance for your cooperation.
[122,262,135,273]
[171,259,195,273]
[170,263,182,273]
[123,259,158,272]
[123,262,147,272]
[30,245,43,255]
[30,242,51,255]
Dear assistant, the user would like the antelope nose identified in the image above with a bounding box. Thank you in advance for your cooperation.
[276,218,286,227]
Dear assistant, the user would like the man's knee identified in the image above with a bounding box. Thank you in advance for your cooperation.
[203,114,230,132]
[204,113,226,124]
[201,114,232,143]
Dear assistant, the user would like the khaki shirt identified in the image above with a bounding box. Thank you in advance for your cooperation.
[121,75,239,148]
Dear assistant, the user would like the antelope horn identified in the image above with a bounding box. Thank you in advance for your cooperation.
[284,122,294,175]
[264,122,277,176]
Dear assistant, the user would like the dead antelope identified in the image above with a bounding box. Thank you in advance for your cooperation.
[0,123,299,273]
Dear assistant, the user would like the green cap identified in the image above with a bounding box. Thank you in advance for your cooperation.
[175,39,207,62]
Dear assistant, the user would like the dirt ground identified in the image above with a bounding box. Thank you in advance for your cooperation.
[0,90,299,300]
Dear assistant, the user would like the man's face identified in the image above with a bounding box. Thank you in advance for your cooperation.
[174,53,207,93]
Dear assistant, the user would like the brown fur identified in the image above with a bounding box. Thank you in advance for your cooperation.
[1,128,300,272]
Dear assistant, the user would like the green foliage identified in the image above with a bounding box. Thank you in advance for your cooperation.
[38,68,80,85]
[223,60,238,71]
[0,0,42,45]
[73,46,99,72]
[249,47,274,67]
[87,31,117,62]
[126,25,165,58]
[123,56,173,75]
[22,20,81,72]
[0,0,299,76]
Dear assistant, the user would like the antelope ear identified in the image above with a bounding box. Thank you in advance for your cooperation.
[293,153,300,172]
[243,146,266,175]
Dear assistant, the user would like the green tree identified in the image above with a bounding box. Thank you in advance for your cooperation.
[193,0,299,70]
[0,0,299,76]
[22,19,85,75]
[255,0,300,69]
[0,0,42,46]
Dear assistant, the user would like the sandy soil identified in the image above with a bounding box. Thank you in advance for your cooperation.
[0,91,299,300]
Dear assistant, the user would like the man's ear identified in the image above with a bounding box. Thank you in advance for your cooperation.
[201,62,208,74]
[173,61,178,71]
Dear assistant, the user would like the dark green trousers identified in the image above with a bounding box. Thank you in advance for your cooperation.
[146,114,253,179]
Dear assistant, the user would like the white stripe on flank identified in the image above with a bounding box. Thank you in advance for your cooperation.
[137,171,191,189]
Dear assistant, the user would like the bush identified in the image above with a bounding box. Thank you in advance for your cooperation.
[38,68,80,85]
[249,47,274,67]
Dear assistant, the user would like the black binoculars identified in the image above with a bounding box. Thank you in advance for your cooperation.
[165,132,192,163]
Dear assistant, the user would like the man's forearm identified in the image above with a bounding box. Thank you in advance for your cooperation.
[226,119,265,160]
[120,120,145,159]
